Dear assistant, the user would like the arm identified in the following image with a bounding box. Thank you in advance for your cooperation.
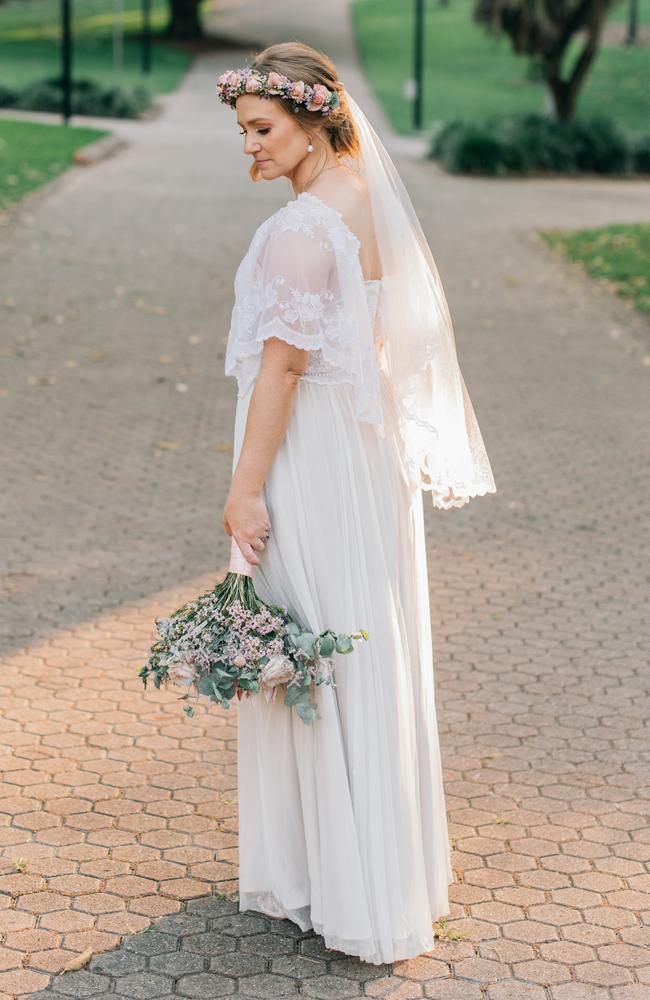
[223,221,333,566]
[223,340,308,566]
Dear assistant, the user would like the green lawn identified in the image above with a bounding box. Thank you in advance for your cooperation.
[0,0,200,95]
[541,223,650,316]
[351,0,650,136]
[0,118,109,210]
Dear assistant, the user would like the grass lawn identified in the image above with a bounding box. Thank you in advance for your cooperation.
[351,0,650,136]
[0,118,109,210]
[0,0,205,95]
[541,223,650,316]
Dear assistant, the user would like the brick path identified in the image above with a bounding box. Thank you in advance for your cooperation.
[1,1,650,997]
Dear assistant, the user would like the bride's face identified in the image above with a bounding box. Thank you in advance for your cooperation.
[236,95,315,179]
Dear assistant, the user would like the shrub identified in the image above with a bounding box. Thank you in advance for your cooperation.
[430,111,646,177]
[0,85,18,107]
[631,134,650,174]
[3,77,151,119]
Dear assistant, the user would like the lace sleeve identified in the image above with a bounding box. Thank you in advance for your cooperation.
[254,220,336,352]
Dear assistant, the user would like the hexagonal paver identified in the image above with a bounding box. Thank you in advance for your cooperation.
[114,972,172,998]
[301,975,360,999]
[123,930,179,956]
[51,970,110,996]
[270,954,327,978]
[176,972,236,998]
[239,931,296,956]
[182,932,238,957]
[210,952,267,976]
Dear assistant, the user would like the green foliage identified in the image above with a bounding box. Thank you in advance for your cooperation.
[0,117,109,210]
[541,223,650,316]
[1,76,151,117]
[350,0,650,136]
[632,134,650,173]
[0,0,192,94]
[431,112,647,176]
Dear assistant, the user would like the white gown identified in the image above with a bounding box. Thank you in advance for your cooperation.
[227,192,453,965]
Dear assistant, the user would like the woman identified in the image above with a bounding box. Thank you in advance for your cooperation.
[217,42,496,965]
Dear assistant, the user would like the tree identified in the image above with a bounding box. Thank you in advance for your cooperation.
[473,0,621,121]
[165,0,203,39]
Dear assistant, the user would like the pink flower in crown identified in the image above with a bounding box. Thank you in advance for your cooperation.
[227,70,241,86]
[290,80,306,101]
[266,71,285,94]
[216,71,230,86]
[245,74,263,93]
[307,84,329,111]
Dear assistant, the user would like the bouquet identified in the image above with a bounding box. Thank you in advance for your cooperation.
[139,537,368,725]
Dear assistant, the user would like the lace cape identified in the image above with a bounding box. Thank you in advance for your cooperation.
[225,191,384,428]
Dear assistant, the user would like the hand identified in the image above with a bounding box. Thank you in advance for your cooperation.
[223,486,270,567]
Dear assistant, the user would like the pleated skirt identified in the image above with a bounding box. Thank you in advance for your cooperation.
[231,367,453,965]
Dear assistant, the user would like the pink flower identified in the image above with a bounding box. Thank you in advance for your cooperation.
[307,84,329,111]
[267,72,285,93]
[233,654,247,667]
[290,81,306,101]
[245,74,263,93]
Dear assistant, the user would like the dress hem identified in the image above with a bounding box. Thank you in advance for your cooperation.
[238,888,452,966]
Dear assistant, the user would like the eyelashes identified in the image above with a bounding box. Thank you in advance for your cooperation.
[239,128,270,136]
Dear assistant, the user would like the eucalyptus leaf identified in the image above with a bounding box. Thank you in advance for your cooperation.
[284,683,311,707]
[335,634,353,654]
[294,632,317,657]
[297,701,320,724]
[318,634,336,657]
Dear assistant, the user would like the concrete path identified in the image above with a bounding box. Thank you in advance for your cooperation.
[1,0,649,997]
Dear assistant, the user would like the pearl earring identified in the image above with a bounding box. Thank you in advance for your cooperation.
[307,141,314,153]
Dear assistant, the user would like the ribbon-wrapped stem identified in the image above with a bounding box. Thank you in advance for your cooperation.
[229,536,253,577]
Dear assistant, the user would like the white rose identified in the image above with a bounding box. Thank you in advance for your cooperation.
[167,661,197,686]
[260,654,295,688]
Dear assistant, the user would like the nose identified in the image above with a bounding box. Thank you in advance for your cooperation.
[243,133,262,156]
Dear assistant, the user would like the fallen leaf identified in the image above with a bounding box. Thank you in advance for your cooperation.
[62,947,93,973]
[157,440,181,450]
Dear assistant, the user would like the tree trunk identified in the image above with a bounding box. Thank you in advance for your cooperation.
[165,0,203,39]
[543,0,607,122]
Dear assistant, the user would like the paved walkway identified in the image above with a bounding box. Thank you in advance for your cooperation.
[1,0,649,997]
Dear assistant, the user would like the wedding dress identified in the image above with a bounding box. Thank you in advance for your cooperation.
[226,190,453,965]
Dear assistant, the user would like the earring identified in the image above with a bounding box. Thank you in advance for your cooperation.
[306,141,314,153]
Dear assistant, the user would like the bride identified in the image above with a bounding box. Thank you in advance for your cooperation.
[217,42,496,966]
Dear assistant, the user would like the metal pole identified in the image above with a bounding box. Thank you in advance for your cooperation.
[142,0,152,74]
[61,0,72,124]
[413,0,425,130]
[625,0,638,45]
[113,0,124,81]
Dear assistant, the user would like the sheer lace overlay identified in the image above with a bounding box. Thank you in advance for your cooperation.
[225,193,383,426]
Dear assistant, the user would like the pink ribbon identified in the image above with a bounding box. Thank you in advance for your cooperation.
[229,536,253,577]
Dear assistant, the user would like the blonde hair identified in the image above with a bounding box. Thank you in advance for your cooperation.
[245,41,361,183]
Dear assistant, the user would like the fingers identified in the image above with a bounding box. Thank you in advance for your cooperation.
[236,536,260,566]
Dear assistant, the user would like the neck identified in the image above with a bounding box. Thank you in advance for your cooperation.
[289,147,343,196]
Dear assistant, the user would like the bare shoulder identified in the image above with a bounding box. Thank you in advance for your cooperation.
[309,169,371,228]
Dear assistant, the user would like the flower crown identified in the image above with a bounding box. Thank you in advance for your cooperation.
[216,67,341,117]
